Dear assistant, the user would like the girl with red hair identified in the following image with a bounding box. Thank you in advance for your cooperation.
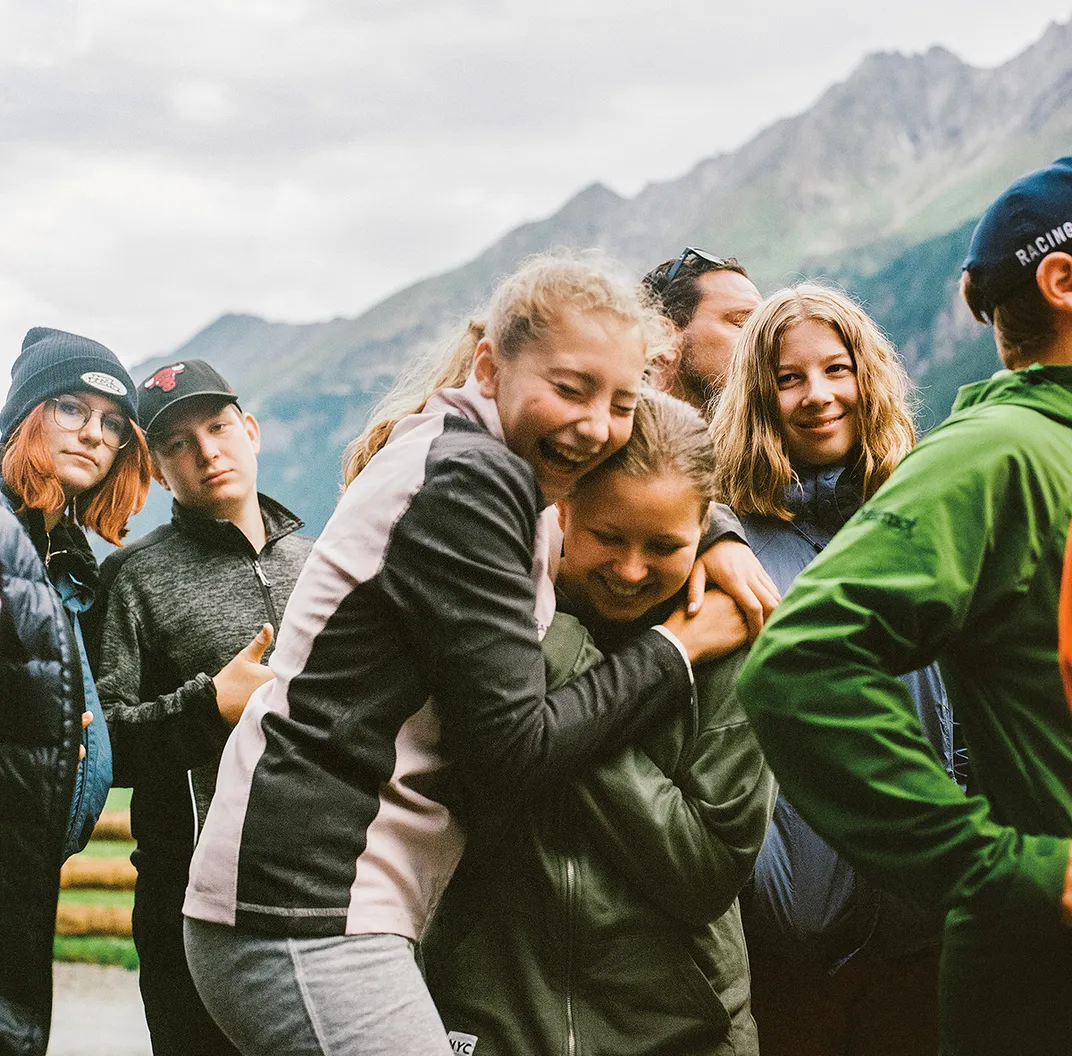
[0,326,150,1054]
[0,327,151,856]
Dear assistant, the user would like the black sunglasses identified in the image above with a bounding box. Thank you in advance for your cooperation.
[664,246,731,285]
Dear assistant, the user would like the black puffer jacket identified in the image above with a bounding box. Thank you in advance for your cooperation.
[0,493,82,1056]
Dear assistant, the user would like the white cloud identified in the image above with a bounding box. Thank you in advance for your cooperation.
[0,0,1068,383]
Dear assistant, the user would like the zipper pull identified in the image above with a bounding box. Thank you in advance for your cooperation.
[252,559,270,587]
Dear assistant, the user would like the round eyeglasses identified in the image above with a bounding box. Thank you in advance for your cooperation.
[48,396,133,450]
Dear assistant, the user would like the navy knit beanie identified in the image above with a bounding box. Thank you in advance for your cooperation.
[0,327,139,441]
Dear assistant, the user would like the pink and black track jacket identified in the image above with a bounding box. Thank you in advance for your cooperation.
[184,378,691,942]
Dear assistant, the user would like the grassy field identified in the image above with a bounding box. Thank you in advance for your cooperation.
[53,935,139,970]
[104,787,132,810]
[55,789,138,970]
[60,887,134,907]
[77,838,136,859]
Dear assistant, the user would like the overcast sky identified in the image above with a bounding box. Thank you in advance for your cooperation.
[1,0,1070,382]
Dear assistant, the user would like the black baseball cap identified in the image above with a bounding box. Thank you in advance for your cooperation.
[138,359,239,436]
[963,156,1072,319]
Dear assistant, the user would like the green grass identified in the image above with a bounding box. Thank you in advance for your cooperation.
[76,838,135,859]
[53,936,138,970]
[55,790,136,968]
[58,887,134,908]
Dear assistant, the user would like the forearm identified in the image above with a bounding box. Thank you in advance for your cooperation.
[95,574,233,784]
[442,627,691,795]
[104,674,229,785]
[385,454,692,796]
[740,603,1070,924]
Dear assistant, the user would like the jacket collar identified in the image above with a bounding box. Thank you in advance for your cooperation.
[951,362,1072,425]
[0,482,100,599]
[170,492,304,554]
[785,463,863,533]
[421,372,505,441]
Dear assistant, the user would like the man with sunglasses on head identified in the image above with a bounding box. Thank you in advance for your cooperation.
[85,360,314,1056]
[640,249,781,643]
[643,247,762,413]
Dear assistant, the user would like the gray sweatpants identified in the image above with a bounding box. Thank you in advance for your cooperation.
[184,917,453,1055]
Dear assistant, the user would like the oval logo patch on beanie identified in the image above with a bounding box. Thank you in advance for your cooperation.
[81,371,128,396]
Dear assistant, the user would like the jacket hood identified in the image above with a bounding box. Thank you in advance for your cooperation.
[407,372,504,442]
[950,363,1072,429]
[0,482,100,600]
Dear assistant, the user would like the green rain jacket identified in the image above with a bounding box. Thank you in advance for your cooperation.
[737,363,1072,931]
[425,612,776,1056]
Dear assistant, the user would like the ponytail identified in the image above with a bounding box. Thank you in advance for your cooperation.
[342,319,485,485]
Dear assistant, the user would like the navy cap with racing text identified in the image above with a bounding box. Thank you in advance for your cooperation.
[963,156,1072,320]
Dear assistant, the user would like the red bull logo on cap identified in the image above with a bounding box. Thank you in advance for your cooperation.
[145,363,186,393]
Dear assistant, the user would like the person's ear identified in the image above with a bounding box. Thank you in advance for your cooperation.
[473,339,499,399]
[650,331,683,393]
[1036,252,1072,312]
[243,412,261,456]
[150,459,170,491]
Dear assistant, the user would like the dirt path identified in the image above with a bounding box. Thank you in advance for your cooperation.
[49,963,150,1056]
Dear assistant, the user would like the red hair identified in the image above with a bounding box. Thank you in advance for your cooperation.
[2,403,151,545]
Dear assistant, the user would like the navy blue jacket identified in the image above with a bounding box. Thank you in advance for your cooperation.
[742,466,955,969]
[0,494,82,1056]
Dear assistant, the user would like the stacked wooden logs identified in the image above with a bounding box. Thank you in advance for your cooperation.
[57,809,135,938]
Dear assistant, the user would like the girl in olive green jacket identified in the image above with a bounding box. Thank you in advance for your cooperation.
[424,390,776,1056]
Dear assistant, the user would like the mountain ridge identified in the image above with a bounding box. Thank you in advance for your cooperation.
[127,17,1072,536]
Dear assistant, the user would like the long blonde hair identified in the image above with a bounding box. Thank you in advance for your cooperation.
[575,388,716,523]
[342,252,674,485]
[712,283,915,520]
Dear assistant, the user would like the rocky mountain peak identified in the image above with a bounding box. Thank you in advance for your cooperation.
[132,20,1071,535]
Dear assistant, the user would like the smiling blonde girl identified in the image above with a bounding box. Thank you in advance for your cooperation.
[183,255,753,1056]
[712,284,955,1056]
[425,389,776,1056]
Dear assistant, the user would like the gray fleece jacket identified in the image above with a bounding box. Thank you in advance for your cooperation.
[85,494,313,872]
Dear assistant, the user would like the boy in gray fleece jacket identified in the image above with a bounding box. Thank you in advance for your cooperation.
[86,360,314,1056]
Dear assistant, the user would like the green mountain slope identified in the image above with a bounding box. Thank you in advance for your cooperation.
[818,218,1003,431]
[128,19,1070,536]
